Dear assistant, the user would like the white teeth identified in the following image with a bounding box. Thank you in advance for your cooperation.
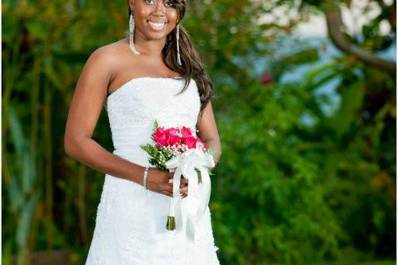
[148,21,166,31]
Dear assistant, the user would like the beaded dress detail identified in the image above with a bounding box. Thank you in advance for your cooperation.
[85,77,220,265]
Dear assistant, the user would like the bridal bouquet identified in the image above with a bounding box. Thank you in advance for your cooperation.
[140,120,215,238]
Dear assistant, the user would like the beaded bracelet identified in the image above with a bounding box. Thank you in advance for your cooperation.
[143,167,149,189]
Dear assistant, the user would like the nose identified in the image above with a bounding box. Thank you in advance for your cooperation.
[153,0,166,14]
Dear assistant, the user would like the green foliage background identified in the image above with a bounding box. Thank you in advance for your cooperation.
[2,0,396,264]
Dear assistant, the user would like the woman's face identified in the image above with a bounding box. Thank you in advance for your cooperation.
[130,0,179,41]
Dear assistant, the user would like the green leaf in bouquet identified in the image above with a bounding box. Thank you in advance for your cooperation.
[153,120,159,131]
[140,143,149,152]
[140,144,158,157]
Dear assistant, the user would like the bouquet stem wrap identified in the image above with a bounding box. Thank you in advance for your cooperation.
[165,147,215,241]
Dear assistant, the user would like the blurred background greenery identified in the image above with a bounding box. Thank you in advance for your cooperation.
[2,0,396,264]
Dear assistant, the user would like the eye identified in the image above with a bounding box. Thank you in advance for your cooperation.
[144,0,155,5]
[164,0,176,8]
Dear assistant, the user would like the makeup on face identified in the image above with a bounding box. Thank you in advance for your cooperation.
[143,0,177,9]
[134,0,179,34]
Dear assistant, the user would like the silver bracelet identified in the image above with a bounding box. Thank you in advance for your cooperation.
[143,167,149,189]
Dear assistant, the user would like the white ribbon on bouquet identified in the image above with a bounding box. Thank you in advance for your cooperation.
[165,147,215,241]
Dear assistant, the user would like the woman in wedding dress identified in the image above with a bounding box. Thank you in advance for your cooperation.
[64,0,222,264]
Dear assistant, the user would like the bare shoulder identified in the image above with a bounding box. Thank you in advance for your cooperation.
[77,38,135,89]
[72,39,132,97]
[87,39,128,69]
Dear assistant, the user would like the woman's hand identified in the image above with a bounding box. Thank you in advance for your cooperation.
[146,168,188,198]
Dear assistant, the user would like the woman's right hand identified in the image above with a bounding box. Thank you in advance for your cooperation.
[145,168,188,198]
[145,168,174,197]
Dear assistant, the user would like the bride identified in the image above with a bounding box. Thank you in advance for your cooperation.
[64,0,222,264]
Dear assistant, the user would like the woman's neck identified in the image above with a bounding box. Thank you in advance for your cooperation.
[133,33,166,56]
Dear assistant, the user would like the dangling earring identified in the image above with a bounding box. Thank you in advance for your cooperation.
[176,24,182,66]
[129,12,140,55]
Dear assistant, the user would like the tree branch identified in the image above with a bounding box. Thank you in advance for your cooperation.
[323,1,396,74]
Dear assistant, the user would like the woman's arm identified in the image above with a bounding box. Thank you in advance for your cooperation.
[196,101,222,166]
[64,47,173,195]
[64,47,142,182]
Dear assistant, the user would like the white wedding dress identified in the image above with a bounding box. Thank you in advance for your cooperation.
[85,77,220,265]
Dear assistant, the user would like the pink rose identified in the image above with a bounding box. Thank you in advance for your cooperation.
[153,127,169,147]
[183,136,198,149]
[166,128,181,146]
[181,126,193,138]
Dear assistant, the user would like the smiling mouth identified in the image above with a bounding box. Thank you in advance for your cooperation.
[147,20,167,31]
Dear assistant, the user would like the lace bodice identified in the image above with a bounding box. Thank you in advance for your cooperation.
[104,77,201,166]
